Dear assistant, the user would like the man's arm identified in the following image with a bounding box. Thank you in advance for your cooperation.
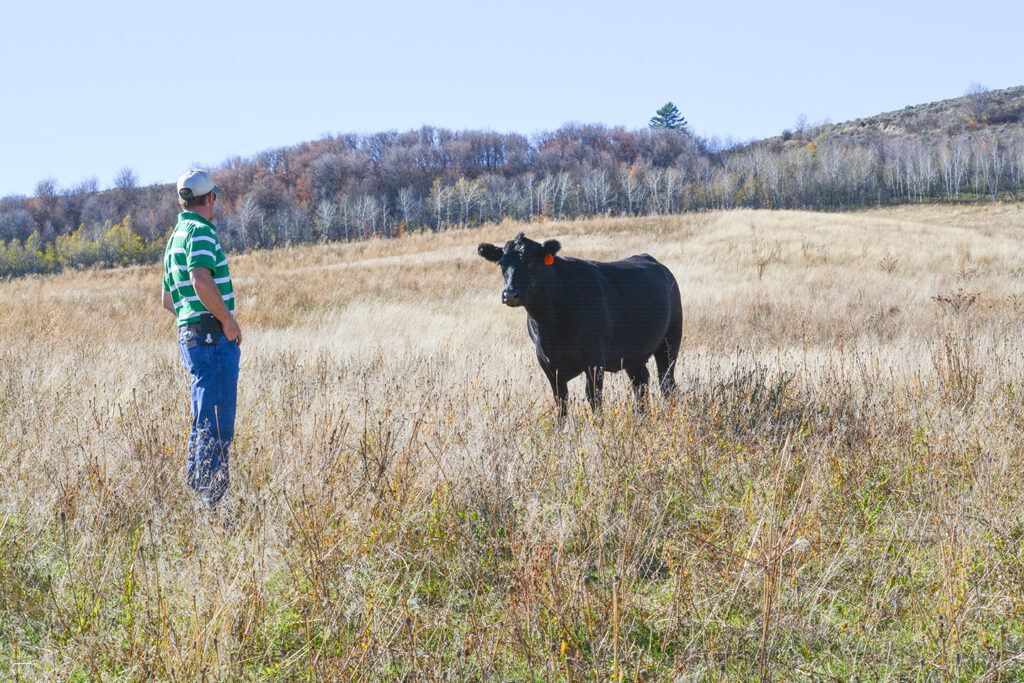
[190,267,242,345]
[161,288,176,315]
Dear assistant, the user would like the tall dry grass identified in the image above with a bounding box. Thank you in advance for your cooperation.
[2,205,1024,680]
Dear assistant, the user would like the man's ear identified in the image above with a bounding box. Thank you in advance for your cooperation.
[478,243,502,262]
[542,239,561,257]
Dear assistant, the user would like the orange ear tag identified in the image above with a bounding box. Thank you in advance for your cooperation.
[544,254,554,266]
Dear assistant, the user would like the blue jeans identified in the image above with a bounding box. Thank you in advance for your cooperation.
[178,327,240,506]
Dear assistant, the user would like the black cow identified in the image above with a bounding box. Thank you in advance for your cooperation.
[478,233,682,416]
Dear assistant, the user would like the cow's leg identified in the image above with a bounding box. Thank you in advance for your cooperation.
[585,366,605,412]
[626,364,650,403]
[655,315,682,396]
[542,365,569,419]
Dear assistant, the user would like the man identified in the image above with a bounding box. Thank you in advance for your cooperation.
[161,169,241,508]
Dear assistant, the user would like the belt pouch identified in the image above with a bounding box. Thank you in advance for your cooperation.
[197,314,220,345]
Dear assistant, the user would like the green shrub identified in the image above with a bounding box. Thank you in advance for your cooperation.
[0,216,165,278]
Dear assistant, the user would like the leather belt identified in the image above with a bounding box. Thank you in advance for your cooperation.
[183,316,223,335]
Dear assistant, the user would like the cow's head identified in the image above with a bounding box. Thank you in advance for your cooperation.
[478,233,561,307]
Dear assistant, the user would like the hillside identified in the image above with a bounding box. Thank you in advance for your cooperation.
[753,84,1024,148]
[3,205,1024,678]
[832,84,1024,137]
[3,85,1024,280]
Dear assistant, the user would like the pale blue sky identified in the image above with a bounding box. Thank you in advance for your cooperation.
[2,0,1021,198]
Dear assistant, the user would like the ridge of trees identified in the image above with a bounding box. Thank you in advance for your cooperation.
[2,86,1024,278]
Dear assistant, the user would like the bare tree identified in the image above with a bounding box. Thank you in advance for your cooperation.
[847,145,879,205]
[975,131,1004,201]
[114,167,139,219]
[1006,126,1024,200]
[818,142,848,206]
[478,174,510,224]
[794,113,808,137]
[643,166,665,213]
[314,200,338,241]
[377,195,391,237]
[354,194,380,238]
[62,178,99,235]
[582,168,611,214]
[535,174,554,217]
[962,82,991,123]
[663,167,684,213]
[760,151,785,208]
[938,137,969,201]
[397,186,420,230]
[337,195,354,241]
[909,141,937,202]
[453,177,482,226]
[788,146,816,208]
[236,193,266,248]
[428,179,452,231]
[518,173,538,218]
[551,172,572,218]
[309,153,348,201]
[32,178,60,237]
[114,167,137,195]
[0,207,35,242]
[618,164,645,215]
[883,139,910,201]
[690,155,716,209]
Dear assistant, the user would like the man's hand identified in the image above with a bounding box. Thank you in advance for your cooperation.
[190,267,242,347]
[221,315,242,346]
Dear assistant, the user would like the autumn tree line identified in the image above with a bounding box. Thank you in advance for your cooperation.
[2,119,1024,277]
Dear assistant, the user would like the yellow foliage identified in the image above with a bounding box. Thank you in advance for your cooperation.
[0,215,162,278]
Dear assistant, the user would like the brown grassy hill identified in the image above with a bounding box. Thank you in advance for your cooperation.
[756,84,1024,149]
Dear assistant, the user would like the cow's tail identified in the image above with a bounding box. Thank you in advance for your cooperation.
[656,276,682,395]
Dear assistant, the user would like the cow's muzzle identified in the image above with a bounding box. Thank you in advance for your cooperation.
[502,289,522,307]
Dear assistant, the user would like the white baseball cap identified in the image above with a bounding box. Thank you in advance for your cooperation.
[176,169,222,200]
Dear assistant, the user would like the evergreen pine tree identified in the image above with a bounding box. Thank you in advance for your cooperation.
[649,102,687,130]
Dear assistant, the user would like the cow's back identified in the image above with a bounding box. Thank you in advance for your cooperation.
[550,254,679,371]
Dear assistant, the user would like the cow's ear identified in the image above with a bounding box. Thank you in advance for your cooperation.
[542,239,561,257]
[478,243,502,262]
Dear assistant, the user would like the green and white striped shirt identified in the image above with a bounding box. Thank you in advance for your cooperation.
[162,212,235,327]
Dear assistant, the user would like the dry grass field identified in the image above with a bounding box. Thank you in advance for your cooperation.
[3,205,1024,680]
